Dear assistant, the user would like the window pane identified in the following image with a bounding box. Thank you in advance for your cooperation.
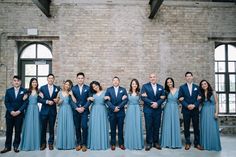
[218,62,225,72]
[21,44,36,58]
[229,94,236,113]
[25,64,36,75]
[215,74,218,91]
[228,62,236,72]
[228,45,236,61]
[38,77,47,88]
[37,44,52,58]
[215,45,225,61]
[229,75,236,92]
[218,93,226,113]
[24,77,32,88]
[219,74,225,91]
[38,64,49,76]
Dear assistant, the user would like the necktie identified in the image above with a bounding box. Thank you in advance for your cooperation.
[49,86,53,97]
[15,89,19,98]
[188,84,192,96]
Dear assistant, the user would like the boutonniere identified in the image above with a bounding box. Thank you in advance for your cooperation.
[20,91,24,94]
[158,88,162,91]
[84,89,87,92]
[55,88,58,92]
[120,90,123,93]
[194,87,198,91]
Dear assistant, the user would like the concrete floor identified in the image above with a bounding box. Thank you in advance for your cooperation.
[0,135,235,157]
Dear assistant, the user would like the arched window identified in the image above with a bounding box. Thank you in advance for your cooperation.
[215,43,236,114]
[19,43,52,88]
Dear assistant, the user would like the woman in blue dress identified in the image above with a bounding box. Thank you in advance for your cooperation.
[124,79,144,150]
[56,80,76,150]
[20,78,40,151]
[87,81,109,150]
[161,77,182,149]
[199,80,221,151]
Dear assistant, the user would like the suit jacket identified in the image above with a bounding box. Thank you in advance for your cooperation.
[105,86,128,116]
[178,83,200,112]
[4,87,27,118]
[38,84,60,116]
[71,84,90,112]
[141,82,165,113]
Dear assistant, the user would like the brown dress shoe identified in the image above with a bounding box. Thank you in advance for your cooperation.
[154,144,162,150]
[49,144,54,150]
[40,144,46,150]
[111,145,116,151]
[185,144,191,150]
[145,145,152,151]
[82,146,87,152]
[0,148,11,153]
[119,145,126,150]
[76,145,82,151]
[194,145,204,150]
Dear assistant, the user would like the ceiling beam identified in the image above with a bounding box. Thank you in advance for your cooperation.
[149,0,164,19]
[32,0,51,17]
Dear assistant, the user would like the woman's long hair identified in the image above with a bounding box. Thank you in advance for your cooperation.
[199,80,213,102]
[28,78,39,95]
[90,81,102,94]
[129,79,140,95]
[164,77,175,97]
[63,80,73,92]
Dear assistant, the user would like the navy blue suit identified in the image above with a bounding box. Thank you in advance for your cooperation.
[71,84,90,146]
[38,84,60,145]
[178,83,200,146]
[4,87,27,149]
[141,83,165,146]
[105,86,128,146]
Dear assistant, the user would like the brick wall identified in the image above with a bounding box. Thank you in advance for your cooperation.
[0,0,235,132]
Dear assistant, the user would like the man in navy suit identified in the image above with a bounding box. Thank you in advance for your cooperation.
[38,73,60,150]
[105,76,128,151]
[141,73,165,151]
[178,72,203,150]
[71,72,90,152]
[1,76,27,153]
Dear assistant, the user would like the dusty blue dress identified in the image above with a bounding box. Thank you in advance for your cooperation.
[200,95,221,151]
[56,92,75,150]
[20,94,40,151]
[124,94,144,150]
[161,90,182,148]
[87,91,109,150]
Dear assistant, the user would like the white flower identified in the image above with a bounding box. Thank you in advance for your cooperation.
[194,87,198,91]
[55,88,58,92]
[20,91,24,94]
[120,90,123,93]
[84,89,87,92]
[158,88,162,91]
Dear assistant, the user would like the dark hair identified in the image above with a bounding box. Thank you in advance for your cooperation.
[185,71,193,77]
[164,77,175,96]
[199,80,213,102]
[47,73,55,78]
[113,76,120,81]
[28,78,39,95]
[90,81,102,94]
[64,80,73,91]
[77,72,85,77]
[13,75,21,80]
[129,79,140,94]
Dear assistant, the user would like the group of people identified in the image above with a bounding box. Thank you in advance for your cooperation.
[0,71,221,154]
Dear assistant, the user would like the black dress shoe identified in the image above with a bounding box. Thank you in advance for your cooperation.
[49,144,54,150]
[0,148,11,153]
[14,148,20,153]
[145,145,152,151]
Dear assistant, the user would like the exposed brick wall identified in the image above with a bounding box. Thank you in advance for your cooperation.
[0,0,235,132]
